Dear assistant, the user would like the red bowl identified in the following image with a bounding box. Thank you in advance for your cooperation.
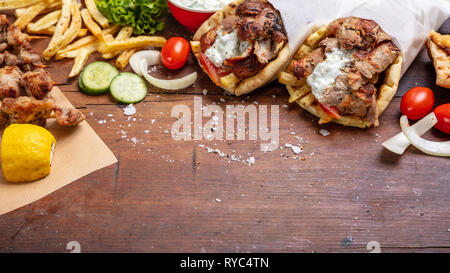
[167,0,217,32]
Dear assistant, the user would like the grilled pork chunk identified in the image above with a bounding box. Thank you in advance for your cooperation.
[1,96,55,126]
[22,69,54,100]
[54,107,86,127]
[0,66,22,99]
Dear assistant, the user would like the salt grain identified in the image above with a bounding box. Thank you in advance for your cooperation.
[123,104,136,116]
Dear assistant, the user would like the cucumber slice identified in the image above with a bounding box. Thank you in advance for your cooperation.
[110,73,148,104]
[80,61,119,95]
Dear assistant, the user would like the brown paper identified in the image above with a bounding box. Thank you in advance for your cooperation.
[0,87,118,216]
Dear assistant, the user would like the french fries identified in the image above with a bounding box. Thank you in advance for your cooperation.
[14,2,47,30]
[0,0,42,10]
[99,36,166,54]
[56,40,100,60]
[116,48,142,70]
[43,0,81,60]
[80,8,104,41]
[15,0,62,17]
[102,26,133,59]
[85,0,109,28]
[26,9,61,33]
[44,0,71,59]
[190,41,201,54]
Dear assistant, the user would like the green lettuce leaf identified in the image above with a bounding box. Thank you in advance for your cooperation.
[96,0,167,35]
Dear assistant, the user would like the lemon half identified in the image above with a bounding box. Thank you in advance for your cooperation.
[1,124,56,183]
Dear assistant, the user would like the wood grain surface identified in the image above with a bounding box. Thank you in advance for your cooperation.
[0,12,448,253]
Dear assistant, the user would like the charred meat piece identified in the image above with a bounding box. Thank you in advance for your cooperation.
[1,96,55,126]
[229,54,265,79]
[293,47,326,79]
[22,69,54,100]
[328,17,391,50]
[4,51,19,66]
[237,6,287,44]
[54,107,86,127]
[353,41,400,79]
[0,42,7,52]
[7,25,31,49]
[236,0,272,16]
[0,52,4,66]
[0,66,22,99]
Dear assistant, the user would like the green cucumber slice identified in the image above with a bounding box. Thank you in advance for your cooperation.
[80,61,119,95]
[110,72,148,104]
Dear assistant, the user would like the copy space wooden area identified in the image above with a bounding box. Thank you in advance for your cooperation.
[0,13,449,253]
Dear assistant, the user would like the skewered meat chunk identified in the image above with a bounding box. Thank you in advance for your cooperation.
[0,66,22,99]
[0,43,6,52]
[1,96,55,126]
[0,14,8,44]
[18,47,44,69]
[54,107,85,127]
[22,69,54,100]
[6,25,31,50]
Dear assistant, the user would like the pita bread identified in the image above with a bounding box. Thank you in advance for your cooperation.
[193,0,290,96]
[426,31,450,89]
[281,25,403,128]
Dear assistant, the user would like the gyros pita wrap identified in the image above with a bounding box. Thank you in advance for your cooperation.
[192,0,290,96]
[280,24,403,128]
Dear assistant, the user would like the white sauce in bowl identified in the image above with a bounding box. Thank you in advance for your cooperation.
[171,0,233,11]
[307,48,354,101]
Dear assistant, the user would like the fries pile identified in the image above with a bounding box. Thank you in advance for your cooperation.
[11,0,166,78]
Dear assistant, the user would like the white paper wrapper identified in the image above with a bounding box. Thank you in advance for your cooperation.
[274,0,450,75]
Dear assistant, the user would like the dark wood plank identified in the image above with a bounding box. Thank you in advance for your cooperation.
[0,12,449,253]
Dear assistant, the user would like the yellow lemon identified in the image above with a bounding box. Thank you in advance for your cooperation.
[1,124,56,183]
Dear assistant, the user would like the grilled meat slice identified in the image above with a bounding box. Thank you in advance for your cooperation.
[200,27,218,53]
[0,42,7,52]
[236,0,272,16]
[4,51,19,66]
[237,6,287,44]
[7,25,31,49]
[328,17,391,50]
[22,69,54,100]
[230,54,265,79]
[0,66,22,99]
[319,38,339,52]
[353,41,400,79]
[0,52,4,66]
[293,47,326,79]
[1,96,55,126]
[54,107,85,127]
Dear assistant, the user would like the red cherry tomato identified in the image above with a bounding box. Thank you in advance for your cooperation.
[400,87,435,120]
[318,102,341,119]
[434,104,450,135]
[161,37,190,70]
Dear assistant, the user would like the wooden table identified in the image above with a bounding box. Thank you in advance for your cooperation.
[0,13,449,253]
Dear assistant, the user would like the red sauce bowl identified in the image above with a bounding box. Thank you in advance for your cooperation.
[167,0,217,32]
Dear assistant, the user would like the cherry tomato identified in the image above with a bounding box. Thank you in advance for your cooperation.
[161,37,190,70]
[434,104,450,135]
[400,87,435,120]
[198,53,230,86]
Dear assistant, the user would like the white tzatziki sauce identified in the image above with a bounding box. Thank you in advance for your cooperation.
[307,48,354,101]
[172,0,233,11]
[205,29,251,67]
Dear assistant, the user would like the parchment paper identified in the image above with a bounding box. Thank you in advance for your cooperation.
[0,88,117,216]
[274,0,450,75]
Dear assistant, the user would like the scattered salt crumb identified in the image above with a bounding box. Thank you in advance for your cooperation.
[291,146,302,154]
[123,104,136,116]
[107,114,114,117]
[151,119,156,124]
[319,129,330,136]
[98,120,106,124]
[247,157,255,165]
[202,89,208,95]
[144,130,150,134]
[215,198,222,203]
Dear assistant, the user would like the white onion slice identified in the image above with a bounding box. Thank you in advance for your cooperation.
[129,50,197,90]
[400,115,450,157]
[383,112,437,155]
[129,50,161,76]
